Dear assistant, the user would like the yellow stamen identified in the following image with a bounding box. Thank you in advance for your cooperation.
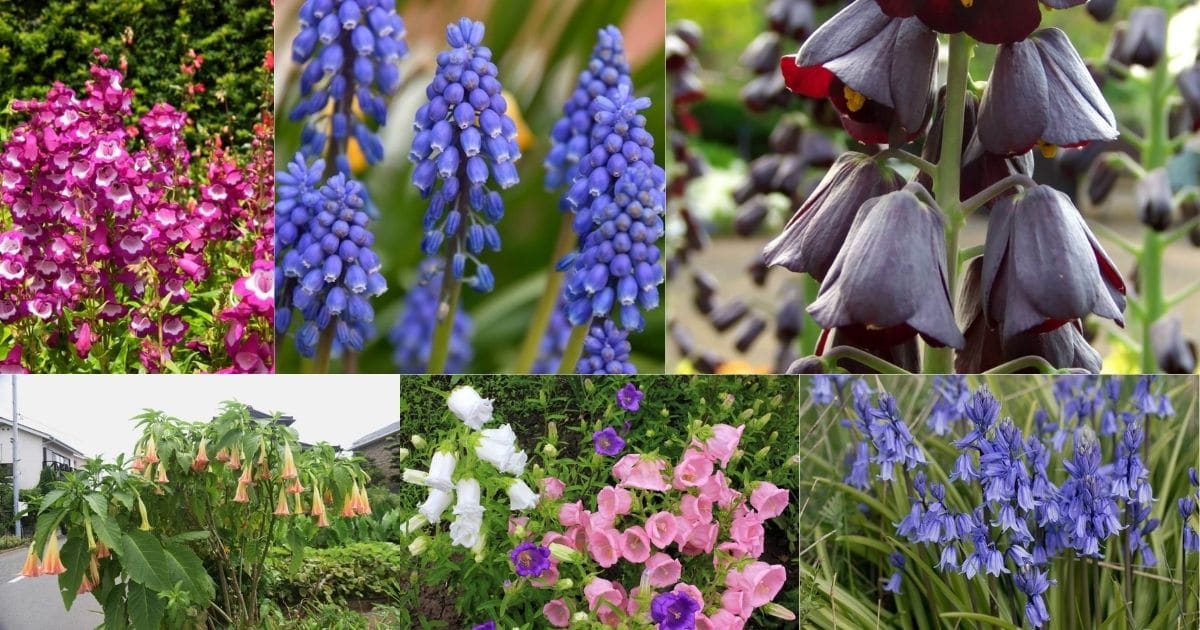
[843,86,866,113]
[960,0,974,7]
[1037,140,1058,159]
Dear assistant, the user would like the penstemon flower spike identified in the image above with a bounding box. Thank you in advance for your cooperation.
[276,0,406,369]
[409,17,521,373]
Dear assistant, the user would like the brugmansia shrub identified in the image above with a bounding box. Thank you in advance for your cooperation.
[20,401,374,628]
[799,374,1199,629]
[0,52,274,373]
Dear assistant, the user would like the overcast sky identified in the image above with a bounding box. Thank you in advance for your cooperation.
[0,375,399,460]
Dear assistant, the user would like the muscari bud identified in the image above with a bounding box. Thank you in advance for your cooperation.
[1136,168,1173,232]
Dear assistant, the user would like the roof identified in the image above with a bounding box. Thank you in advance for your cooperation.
[0,414,87,459]
[248,406,296,426]
[350,422,400,451]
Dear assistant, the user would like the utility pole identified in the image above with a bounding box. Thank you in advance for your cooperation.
[10,375,18,538]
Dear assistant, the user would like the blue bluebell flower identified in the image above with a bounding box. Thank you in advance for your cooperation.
[927,375,969,436]
[1014,566,1054,628]
[843,440,871,490]
[545,26,632,192]
[576,318,635,374]
[290,0,408,173]
[810,375,839,405]
[560,83,665,332]
[1057,439,1122,557]
[882,552,905,594]
[409,18,520,294]
[390,258,473,373]
[277,159,387,356]
[960,526,1008,579]
[1181,496,1200,553]
[866,394,926,482]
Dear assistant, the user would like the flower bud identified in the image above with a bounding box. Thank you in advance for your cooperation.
[542,444,558,458]
[755,446,771,459]
[410,434,427,450]
[408,535,430,557]
[1137,168,1173,232]
[402,469,429,486]
[764,603,797,621]
[395,447,410,463]
[554,578,574,591]
[548,543,582,564]
[400,513,429,536]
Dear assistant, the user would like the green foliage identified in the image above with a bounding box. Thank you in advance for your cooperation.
[264,542,406,606]
[0,0,270,147]
[0,533,26,550]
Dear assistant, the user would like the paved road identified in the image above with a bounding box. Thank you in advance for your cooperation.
[0,541,102,630]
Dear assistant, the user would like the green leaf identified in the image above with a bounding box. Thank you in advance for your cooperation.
[90,513,123,552]
[38,489,67,512]
[939,612,1020,630]
[83,492,109,516]
[115,530,170,591]
[164,530,210,543]
[161,540,215,606]
[102,583,128,630]
[126,581,165,630]
[56,535,89,610]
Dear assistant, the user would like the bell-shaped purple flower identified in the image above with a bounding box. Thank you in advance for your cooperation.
[981,185,1126,340]
[875,0,1086,46]
[809,183,965,352]
[781,0,936,144]
[977,28,1117,157]
[762,152,905,281]
[1111,8,1167,69]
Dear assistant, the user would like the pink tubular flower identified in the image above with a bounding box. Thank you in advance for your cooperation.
[588,528,622,568]
[679,519,719,556]
[751,481,790,519]
[540,476,566,500]
[597,485,633,520]
[680,494,714,525]
[673,449,715,490]
[729,513,766,558]
[559,500,585,527]
[728,561,788,608]
[73,322,98,359]
[233,259,273,313]
[644,552,683,587]
[620,525,652,563]
[0,345,28,373]
[612,454,670,491]
[543,598,571,628]
[720,588,753,619]
[699,423,745,468]
[583,578,626,627]
[707,609,746,630]
[531,561,559,588]
[646,510,678,549]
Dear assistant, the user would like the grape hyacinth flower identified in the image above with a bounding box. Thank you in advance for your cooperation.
[545,25,632,191]
[510,542,551,578]
[277,162,387,356]
[593,427,626,457]
[289,0,408,173]
[390,258,473,373]
[409,17,520,294]
[561,86,666,333]
[577,319,636,375]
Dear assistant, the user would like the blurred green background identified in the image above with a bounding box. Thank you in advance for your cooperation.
[0,0,272,147]
[275,0,667,374]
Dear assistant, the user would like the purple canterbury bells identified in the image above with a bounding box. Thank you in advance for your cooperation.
[509,542,551,578]
[780,0,937,144]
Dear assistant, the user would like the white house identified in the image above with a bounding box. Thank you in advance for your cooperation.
[0,415,86,491]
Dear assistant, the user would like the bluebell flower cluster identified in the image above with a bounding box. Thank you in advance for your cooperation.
[559,84,665,332]
[545,26,632,192]
[576,318,635,375]
[390,258,472,373]
[277,157,387,356]
[290,0,409,173]
[813,375,1188,630]
[409,17,520,294]
[882,551,905,593]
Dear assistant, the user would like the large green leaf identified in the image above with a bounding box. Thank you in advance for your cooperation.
[90,513,123,552]
[161,540,216,606]
[56,535,89,610]
[102,583,128,630]
[83,492,109,517]
[115,530,170,591]
[126,582,165,630]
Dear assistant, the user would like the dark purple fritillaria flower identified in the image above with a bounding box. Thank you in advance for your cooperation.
[617,382,644,411]
[593,427,626,457]
[650,591,700,630]
[509,542,551,578]
[780,0,937,145]
[874,0,1086,46]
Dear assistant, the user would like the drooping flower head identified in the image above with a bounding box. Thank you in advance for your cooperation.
[409,18,521,294]
[874,0,1087,45]
[289,0,408,172]
[546,25,632,191]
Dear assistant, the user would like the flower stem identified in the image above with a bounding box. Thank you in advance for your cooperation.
[924,33,973,375]
[1139,25,1171,373]
[427,269,463,375]
[558,323,590,375]
[514,215,577,373]
[312,328,334,373]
